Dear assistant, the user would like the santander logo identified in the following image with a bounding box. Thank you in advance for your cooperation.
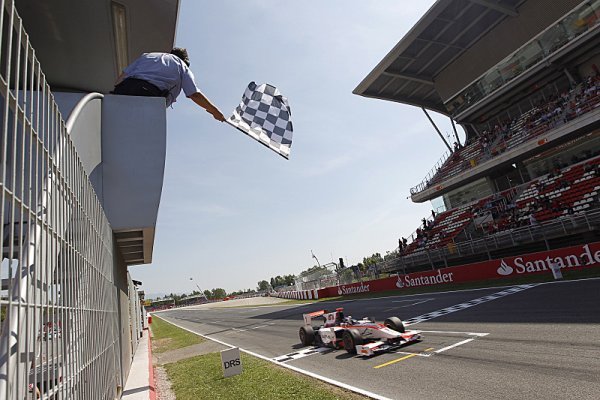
[497,259,514,276]
[337,283,371,296]
[396,275,404,288]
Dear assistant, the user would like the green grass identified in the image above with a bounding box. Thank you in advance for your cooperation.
[165,352,363,400]
[151,315,203,353]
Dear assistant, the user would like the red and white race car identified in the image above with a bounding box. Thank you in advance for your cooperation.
[299,307,421,356]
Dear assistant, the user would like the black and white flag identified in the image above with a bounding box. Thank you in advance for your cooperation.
[227,82,293,159]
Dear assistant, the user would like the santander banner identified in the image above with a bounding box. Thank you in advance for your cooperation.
[318,242,600,298]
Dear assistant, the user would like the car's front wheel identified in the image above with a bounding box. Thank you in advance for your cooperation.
[299,326,315,346]
[384,316,406,333]
[342,329,363,354]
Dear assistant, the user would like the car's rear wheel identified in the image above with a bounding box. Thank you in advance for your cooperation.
[299,326,315,346]
[342,329,363,354]
[384,317,405,333]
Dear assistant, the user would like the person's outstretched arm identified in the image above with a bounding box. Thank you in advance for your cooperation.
[189,92,225,121]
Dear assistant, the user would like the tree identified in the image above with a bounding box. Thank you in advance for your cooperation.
[298,264,327,277]
[283,274,295,286]
[363,253,383,268]
[257,280,269,291]
[203,290,212,299]
[211,288,226,299]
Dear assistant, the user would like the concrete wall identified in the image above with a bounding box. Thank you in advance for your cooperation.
[54,93,166,233]
[113,245,132,391]
[101,95,166,231]
[435,0,583,102]
[54,93,104,199]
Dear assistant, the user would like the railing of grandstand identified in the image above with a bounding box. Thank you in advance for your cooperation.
[0,2,125,399]
[446,0,600,117]
[410,75,600,196]
[382,209,600,273]
[411,149,452,194]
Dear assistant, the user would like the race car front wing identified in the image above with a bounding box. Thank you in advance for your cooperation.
[355,330,422,356]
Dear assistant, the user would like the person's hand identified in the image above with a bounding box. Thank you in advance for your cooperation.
[209,107,226,122]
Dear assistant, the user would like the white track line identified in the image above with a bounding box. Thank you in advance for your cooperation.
[391,298,434,306]
[434,338,476,354]
[418,330,489,337]
[158,317,393,400]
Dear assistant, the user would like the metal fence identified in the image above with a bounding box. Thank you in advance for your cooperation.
[0,1,140,398]
[383,209,600,274]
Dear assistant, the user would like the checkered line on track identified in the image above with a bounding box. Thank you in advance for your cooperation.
[403,284,537,326]
[273,346,329,363]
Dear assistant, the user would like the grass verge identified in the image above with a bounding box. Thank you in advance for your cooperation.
[151,315,203,353]
[153,316,364,399]
[164,352,363,400]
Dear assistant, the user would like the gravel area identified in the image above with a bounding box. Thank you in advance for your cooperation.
[153,340,228,365]
[154,365,176,400]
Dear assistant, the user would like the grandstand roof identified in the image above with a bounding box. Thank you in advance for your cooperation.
[16,0,179,93]
[353,0,525,115]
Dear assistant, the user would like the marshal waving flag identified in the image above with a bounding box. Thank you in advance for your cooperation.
[227,82,293,159]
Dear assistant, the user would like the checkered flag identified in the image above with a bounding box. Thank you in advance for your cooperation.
[227,82,293,159]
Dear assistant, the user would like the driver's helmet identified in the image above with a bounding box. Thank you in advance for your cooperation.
[335,308,345,324]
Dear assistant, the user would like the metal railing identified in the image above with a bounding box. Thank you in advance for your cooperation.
[382,209,600,273]
[0,1,142,398]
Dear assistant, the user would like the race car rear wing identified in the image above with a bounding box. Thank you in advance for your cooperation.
[303,308,344,327]
[303,310,326,326]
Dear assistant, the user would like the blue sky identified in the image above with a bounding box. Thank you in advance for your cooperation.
[131,1,464,297]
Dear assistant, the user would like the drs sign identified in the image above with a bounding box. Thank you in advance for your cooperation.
[221,347,242,378]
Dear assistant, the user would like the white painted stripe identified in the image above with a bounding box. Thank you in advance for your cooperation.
[418,330,489,337]
[434,338,476,354]
[158,317,393,400]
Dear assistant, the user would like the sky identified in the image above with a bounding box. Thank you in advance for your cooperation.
[130,0,465,298]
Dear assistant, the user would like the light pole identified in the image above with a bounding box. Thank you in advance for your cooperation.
[189,277,206,300]
[310,249,321,268]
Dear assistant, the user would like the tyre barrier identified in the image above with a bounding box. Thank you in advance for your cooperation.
[275,289,318,300]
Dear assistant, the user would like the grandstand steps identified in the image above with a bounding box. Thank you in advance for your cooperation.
[411,107,600,203]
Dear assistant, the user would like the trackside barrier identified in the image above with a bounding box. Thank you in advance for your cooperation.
[318,241,600,299]
[275,289,319,300]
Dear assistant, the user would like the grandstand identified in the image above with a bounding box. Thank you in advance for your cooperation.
[355,0,600,274]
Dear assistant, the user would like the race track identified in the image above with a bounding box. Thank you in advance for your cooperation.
[157,279,600,400]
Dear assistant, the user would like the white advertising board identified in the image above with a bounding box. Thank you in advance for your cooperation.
[221,347,242,378]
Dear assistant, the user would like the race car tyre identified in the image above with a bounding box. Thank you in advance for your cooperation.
[299,326,315,346]
[342,329,363,354]
[384,317,406,333]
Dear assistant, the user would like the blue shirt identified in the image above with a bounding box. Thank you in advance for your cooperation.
[123,52,200,107]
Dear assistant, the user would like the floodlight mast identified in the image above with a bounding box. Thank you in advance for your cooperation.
[310,250,321,268]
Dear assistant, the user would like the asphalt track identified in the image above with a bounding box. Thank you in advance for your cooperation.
[157,279,600,400]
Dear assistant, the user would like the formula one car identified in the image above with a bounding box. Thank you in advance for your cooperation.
[299,307,421,356]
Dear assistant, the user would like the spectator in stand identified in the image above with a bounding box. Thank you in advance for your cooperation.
[551,200,563,213]
[529,213,538,226]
